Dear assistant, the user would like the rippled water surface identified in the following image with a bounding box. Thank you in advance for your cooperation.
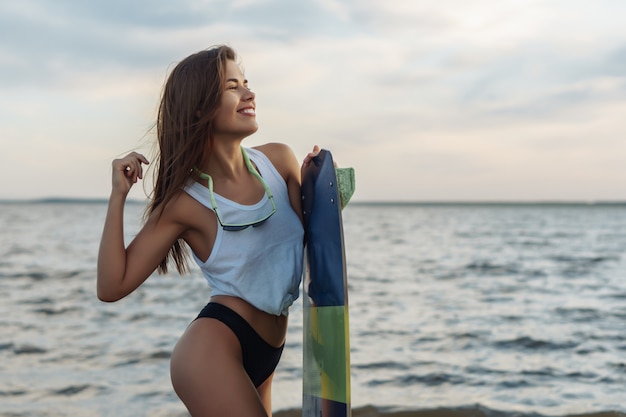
[1,202,625,416]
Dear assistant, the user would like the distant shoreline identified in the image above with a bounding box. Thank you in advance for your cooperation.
[273,405,626,417]
[1,198,625,207]
[351,200,626,207]
[0,198,146,205]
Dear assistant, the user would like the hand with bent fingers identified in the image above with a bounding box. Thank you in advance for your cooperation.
[302,145,321,169]
[111,152,149,196]
[302,145,339,169]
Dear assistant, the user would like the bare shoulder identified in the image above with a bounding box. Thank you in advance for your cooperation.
[149,190,206,230]
[253,142,299,181]
[254,142,304,218]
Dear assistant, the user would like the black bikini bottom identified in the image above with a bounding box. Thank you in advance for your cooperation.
[195,302,285,387]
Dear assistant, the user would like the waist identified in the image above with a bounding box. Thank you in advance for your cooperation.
[210,295,288,347]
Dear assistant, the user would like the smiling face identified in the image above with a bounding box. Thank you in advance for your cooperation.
[212,59,258,140]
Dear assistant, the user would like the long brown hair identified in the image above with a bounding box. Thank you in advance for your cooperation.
[147,45,236,274]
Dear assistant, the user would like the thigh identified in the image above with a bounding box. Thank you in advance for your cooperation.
[257,372,274,416]
[170,318,268,417]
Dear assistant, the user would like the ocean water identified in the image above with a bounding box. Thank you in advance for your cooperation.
[0,201,625,417]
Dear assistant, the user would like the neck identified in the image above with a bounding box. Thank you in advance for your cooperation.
[201,141,246,180]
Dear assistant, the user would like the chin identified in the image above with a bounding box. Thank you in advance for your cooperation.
[247,124,259,135]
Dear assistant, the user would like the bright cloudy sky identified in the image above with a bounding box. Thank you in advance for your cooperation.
[1,0,625,202]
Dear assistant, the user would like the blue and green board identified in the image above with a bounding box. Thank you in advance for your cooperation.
[301,149,351,417]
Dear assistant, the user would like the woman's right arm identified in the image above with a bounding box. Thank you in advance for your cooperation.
[97,152,184,302]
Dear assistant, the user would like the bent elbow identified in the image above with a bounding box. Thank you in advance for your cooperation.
[97,286,124,303]
[97,293,117,303]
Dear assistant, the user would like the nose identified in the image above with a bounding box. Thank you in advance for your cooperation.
[243,87,255,101]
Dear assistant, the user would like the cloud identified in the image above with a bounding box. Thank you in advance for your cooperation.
[0,0,366,91]
[1,0,626,200]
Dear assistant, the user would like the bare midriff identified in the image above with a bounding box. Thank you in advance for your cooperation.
[210,295,288,348]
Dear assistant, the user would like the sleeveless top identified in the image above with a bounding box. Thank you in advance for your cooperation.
[183,147,304,316]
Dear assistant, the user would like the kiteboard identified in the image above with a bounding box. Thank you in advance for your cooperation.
[301,149,351,417]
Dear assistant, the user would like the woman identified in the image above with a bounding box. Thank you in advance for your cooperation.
[97,45,318,416]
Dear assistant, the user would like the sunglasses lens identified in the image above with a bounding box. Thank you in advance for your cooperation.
[223,224,249,231]
[222,215,271,231]
[252,218,269,228]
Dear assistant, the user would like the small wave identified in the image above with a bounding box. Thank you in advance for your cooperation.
[502,315,524,322]
[465,365,507,376]
[554,307,601,322]
[148,350,171,360]
[453,331,487,340]
[353,361,410,371]
[50,385,91,396]
[602,292,626,300]
[0,271,50,280]
[114,358,141,367]
[12,344,47,355]
[493,336,578,351]
[0,342,15,351]
[113,349,172,367]
[576,332,626,343]
[47,384,106,398]
[565,370,598,379]
[367,372,467,387]
[32,306,83,316]
[549,254,620,270]
[480,296,515,303]
[133,390,167,399]
[360,329,411,338]
[57,270,83,279]
[520,367,557,377]
[2,245,33,257]
[26,271,46,280]
[506,236,552,248]
[611,311,626,321]
[361,274,393,283]
[0,389,27,397]
[497,378,534,388]
[465,261,520,276]
[0,270,84,281]
[595,376,620,384]
[576,345,608,355]
[19,297,54,305]
[523,269,548,278]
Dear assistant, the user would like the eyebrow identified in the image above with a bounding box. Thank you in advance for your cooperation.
[226,78,248,84]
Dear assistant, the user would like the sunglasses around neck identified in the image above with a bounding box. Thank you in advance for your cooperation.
[195,148,277,231]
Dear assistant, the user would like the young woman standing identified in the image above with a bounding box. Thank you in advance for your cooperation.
[97,45,318,416]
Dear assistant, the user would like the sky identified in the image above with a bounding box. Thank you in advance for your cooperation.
[1,0,625,202]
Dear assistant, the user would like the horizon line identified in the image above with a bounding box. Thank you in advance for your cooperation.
[1,197,625,206]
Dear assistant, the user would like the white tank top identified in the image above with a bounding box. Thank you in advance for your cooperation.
[183,147,304,316]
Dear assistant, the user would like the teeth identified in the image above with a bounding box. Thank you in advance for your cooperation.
[240,108,255,114]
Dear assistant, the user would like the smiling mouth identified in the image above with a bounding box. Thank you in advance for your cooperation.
[239,108,255,115]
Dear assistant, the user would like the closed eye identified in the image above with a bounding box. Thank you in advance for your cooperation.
[226,78,250,91]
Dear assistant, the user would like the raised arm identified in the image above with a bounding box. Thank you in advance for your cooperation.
[97,152,185,302]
